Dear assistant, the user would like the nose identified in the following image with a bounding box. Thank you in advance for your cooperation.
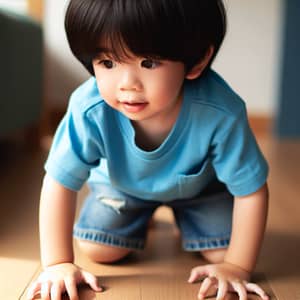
[119,69,142,91]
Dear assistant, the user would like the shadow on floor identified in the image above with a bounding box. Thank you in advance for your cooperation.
[260,230,300,280]
[0,140,46,260]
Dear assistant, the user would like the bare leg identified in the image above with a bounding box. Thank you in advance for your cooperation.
[200,248,227,264]
[76,239,131,263]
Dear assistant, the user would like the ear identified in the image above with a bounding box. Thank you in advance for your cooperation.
[185,46,214,80]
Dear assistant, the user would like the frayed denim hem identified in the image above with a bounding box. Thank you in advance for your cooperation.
[73,227,145,250]
[183,236,230,251]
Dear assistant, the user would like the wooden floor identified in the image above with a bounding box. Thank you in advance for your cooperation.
[0,133,300,300]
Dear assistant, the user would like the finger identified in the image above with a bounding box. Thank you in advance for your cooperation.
[216,279,228,300]
[26,282,41,299]
[231,281,247,300]
[81,270,103,292]
[40,281,51,300]
[50,281,63,300]
[188,266,208,283]
[198,277,215,300]
[65,277,79,300]
[244,282,269,300]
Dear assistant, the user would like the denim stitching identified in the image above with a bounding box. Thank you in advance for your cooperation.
[73,227,144,250]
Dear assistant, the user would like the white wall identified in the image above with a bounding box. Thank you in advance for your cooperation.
[214,0,284,116]
[44,0,284,116]
[43,0,89,108]
[0,0,27,14]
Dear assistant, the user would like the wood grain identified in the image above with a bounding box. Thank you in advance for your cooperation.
[1,135,300,299]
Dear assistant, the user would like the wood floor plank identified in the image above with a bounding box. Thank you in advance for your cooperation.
[0,258,40,300]
[2,137,300,299]
[21,207,276,300]
[255,139,300,300]
[0,141,46,300]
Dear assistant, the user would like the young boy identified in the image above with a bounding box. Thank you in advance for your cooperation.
[27,0,270,299]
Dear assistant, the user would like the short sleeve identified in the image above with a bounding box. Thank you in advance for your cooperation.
[210,105,268,196]
[44,96,103,191]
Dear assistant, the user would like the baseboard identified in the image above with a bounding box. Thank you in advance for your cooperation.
[248,115,273,138]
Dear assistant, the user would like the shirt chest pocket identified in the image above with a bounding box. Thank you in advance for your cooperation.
[177,160,215,199]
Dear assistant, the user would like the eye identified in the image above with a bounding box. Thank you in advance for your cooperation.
[99,59,116,69]
[141,59,160,69]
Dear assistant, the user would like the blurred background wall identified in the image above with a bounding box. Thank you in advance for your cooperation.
[0,0,43,140]
[275,1,300,138]
[4,0,299,139]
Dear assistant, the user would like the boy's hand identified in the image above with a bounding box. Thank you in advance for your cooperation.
[26,262,103,300]
[188,262,269,300]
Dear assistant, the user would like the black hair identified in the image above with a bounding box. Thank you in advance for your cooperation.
[65,0,227,76]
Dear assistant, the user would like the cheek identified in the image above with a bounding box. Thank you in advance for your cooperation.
[147,84,181,108]
[95,76,115,101]
[153,76,184,100]
[153,67,185,95]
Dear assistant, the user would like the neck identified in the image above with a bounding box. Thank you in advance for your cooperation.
[132,95,183,151]
[132,121,170,151]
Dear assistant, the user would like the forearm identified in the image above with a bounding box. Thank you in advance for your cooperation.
[39,174,77,267]
[224,183,269,273]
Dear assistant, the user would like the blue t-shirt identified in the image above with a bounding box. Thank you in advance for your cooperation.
[45,69,268,200]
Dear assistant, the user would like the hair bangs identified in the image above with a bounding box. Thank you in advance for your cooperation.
[65,0,227,75]
[94,0,182,62]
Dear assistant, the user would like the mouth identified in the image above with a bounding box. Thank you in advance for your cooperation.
[119,101,148,113]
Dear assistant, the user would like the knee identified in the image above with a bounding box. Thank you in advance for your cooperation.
[200,248,227,264]
[76,240,131,263]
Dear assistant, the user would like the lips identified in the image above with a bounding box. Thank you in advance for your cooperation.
[119,101,148,113]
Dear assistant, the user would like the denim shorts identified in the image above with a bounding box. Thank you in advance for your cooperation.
[73,180,233,251]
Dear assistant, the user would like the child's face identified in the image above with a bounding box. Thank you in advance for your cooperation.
[92,49,187,125]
